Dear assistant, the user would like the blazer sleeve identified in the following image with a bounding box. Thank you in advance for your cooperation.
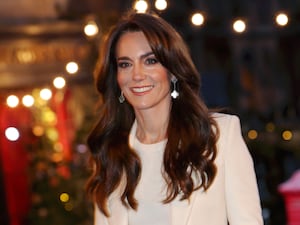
[223,115,263,225]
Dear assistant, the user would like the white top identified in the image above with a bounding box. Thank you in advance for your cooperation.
[128,120,171,225]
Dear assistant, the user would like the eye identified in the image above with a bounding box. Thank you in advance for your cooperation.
[145,57,158,65]
[117,61,131,68]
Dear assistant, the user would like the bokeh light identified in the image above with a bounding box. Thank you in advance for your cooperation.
[22,94,35,107]
[6,95,19,108]
[32,125,45,137]
[134,0,148,13]
[40,88,52,101]
[275,13,289,26]
[60,193,70,202]
[5,127,20,141]
[282,130,293,141]
[84,21,99,37]
[191,12,205,26]
[53,76,66,89]
[66,61,79,74]
[155,0,167,11]
[248,129,258,140]
[233,19,246,33]
[266,122,275,132]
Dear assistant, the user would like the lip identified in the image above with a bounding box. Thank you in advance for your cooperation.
[130,85,154,95]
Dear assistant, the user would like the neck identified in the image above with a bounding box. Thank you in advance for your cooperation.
[135,122,168,144]
[134,108,170,144]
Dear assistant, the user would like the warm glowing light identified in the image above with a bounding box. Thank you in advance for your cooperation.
[32,125,44,137]
[60,193,70,202]
[248,129,258,140]
[46,128,59,141]
[64,202,74,211]
[6,95,19,108]
[282,130,293,141]
[155,0,167,11]
[22,95,35,107]
[66,61,79,74]
[191,12,205,26]
[54,142,63,152]
[42,110,57,125]
[275,13,289,26]
[52,153,64,162]
[16,49,36,64]
[53,76,66,89]
[84,21,99,37]
[134,0,148,13]
[266,122,275,132]
[5,127,20,141]
[233,19,246,33]
[40,88,52,101]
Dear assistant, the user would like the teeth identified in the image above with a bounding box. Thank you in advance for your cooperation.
[132,86,153,93]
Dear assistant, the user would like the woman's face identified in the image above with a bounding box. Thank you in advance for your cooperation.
[116,31,171,112]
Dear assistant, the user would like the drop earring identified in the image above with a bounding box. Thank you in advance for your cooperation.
[119,91,125,103]
[171,76,179,99]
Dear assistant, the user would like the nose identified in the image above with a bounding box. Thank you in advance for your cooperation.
[132,63,146,81]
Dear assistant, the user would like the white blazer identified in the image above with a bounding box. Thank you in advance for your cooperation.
[94,113,263,225]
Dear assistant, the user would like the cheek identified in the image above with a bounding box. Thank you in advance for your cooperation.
[117,72,126,88]
[155,70,170,86]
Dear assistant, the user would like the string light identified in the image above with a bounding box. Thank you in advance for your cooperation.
[54,142,63,152]
[266,122,275,132]
[5,127,20,141]
[64,202,74,211]
[233,19,246,33]
[53,76,66,89]
[32,125,45,137]
[40,88,52,101]
[134,0,148,13]
[60,193,70,203]
[46,127,59,141]
[155,0,167,11]
[275,12,289,26]
[6,95,19,108]
[282,130,293,141]
[248,129,258,140]
[84,20,99,37]
[191,12,205,26]
[66,61,79,74]
[22,94,35,107]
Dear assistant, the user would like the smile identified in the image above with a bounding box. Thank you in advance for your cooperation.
[131,85,154,93]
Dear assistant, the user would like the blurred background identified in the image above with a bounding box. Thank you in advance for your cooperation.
[0,0,299,225]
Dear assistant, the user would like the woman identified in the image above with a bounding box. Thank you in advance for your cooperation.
[86,11,263,225]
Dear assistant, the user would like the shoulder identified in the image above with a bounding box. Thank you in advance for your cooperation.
[210,112,245,151]
[210,112,241,131]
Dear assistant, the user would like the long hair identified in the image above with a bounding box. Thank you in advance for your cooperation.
[86,11,219,216]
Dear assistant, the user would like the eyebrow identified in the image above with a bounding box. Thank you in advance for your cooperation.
[116,51,154,61]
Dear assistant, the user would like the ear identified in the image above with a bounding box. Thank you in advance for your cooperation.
[171,75,178,82]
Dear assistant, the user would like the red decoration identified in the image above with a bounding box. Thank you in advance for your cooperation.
[278,170,300,225]
[0,105,32,225]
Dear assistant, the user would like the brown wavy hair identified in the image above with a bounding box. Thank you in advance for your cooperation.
[86,11,219,216]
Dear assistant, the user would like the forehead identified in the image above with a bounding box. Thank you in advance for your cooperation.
[116,31,151,55]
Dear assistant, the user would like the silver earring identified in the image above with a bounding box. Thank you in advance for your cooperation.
[119,91,125,103]
[171,76,179,99]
